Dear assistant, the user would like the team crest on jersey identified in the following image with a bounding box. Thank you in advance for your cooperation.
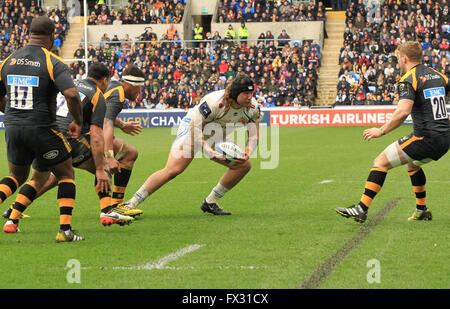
[199,101,211,118]
[398,83,410,97]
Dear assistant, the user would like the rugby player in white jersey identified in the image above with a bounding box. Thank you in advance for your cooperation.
[123,73,261,215]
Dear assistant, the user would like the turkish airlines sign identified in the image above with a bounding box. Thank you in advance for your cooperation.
[270,107,396,127]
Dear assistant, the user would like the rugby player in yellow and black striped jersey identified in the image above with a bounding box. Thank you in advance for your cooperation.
[102,65,145,217]
[336,41,450,223]
[1,63,135,227]
[0,16,84,241]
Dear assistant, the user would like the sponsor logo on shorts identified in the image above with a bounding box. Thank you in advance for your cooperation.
[72,155,84,164]
[43,150,60,160]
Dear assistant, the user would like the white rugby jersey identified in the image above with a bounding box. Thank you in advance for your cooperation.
[185,90,261,135]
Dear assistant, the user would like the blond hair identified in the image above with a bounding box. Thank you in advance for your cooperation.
[398,41,423,63]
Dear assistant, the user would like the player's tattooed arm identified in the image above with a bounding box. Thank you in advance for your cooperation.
[90,124,111,193]
[114,117,143,136]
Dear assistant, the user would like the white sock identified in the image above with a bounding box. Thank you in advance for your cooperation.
[206,183,229,204]
[128,186,149,209]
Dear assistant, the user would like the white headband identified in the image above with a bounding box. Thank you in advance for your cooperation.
[122,75,145,86]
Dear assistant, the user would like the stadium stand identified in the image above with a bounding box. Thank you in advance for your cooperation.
[0,1,69,58]
[335,0,450,106]
[216,0,326,23]
[0,0,327,109]
[88,0,188,25]
[68,0,326,109]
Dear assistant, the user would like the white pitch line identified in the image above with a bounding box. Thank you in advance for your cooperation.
[109,244,205,271]
[319,180,333,184]
[139,244,204,270]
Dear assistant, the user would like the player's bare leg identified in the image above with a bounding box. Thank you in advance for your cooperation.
[3,165,46,232]
[125,152,193,209]
[201,160,252,216]
[1,164,31,220]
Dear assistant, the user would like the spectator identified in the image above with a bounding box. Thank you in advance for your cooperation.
[277,29,290,48]
[335,89,348,105]
[337,76,351,95]
[167,23,178,40]
[224,24,235,40]
[155,98,168,110]
[238,22,249,47]
[193,23,203,47]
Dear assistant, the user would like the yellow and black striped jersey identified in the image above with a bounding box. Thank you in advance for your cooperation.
[55,78,106,136]
[398,64,450,137]
[0,45,75,128]
[104,80,125,121]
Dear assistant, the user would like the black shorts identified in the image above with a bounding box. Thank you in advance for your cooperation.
[6,126,72,169]
[32,133,92,171]
[398,132,450,161]
[69,134,92,167]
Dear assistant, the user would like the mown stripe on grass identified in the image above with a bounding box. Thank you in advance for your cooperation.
[299,198,401,289]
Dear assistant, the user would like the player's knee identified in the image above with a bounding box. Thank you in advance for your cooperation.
[373,153,391,170]
[166,167,183,180]
[238,160,252,173]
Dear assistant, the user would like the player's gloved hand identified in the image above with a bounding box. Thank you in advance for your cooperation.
[120,121,143,136]
[67,121,81,138]
[95,169,111,193]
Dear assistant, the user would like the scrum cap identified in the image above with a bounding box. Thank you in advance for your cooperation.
[230,74,254,101]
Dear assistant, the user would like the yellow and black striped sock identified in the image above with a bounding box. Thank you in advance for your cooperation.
[0,176,19,205]
[358,168,388,211]
[111,164,132,205]
[10,182,37,223]
[95,177,113,214]
[58,179,76,231]
[409,168,426,211]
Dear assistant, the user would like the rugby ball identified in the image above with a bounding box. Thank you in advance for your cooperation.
[214,141,244,164]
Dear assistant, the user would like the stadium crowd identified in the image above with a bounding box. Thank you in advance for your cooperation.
[87,0,187,25]
[0,0,69,57]
[0,0,324,109]
[72,0,325,109]
[71,28,321,109]
[216,0,327,23]
[335,0,450,106]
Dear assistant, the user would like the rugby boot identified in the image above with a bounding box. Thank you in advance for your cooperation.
[201,200,232,215]
[3,220,20,233]
[335,204,367,223]
[100,211,134,226]
[408,208,432,221]
[113,203,143,217]
[55,229,85,243]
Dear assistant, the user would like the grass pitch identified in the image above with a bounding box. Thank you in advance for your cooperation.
[0,125,449,289]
